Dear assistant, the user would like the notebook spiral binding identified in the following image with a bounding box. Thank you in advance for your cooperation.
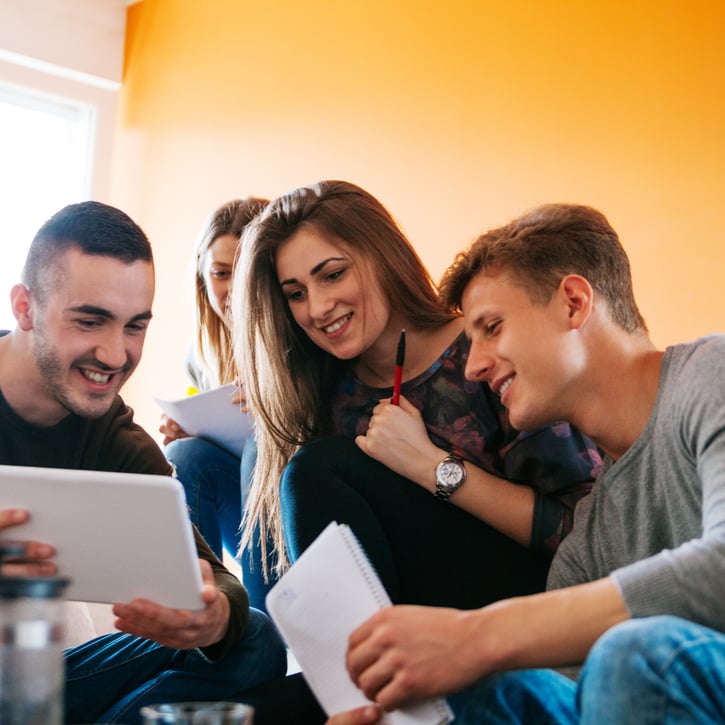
[338,524,392,607]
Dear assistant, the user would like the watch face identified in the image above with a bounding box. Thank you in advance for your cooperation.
[437,460,464,490]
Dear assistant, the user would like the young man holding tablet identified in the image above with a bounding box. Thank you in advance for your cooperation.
[0,201,286,724]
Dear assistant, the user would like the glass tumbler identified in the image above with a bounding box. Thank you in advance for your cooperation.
[0,576,69,725]
[140,701,255,724]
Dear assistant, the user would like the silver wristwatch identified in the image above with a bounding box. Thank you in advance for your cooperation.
[434,454,466,501]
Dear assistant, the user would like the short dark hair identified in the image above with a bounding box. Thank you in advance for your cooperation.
[21,201,152,301]
[440,203,647,333]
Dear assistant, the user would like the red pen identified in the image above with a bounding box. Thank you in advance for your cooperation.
[391,329,406,405]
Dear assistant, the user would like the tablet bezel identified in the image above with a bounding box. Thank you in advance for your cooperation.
[0,464,205,610]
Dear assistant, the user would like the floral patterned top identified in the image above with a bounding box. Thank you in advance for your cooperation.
[330,332,602,554]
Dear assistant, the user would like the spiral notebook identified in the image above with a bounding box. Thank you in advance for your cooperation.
[265,522,453,724]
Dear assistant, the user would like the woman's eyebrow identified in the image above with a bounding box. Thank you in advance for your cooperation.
[279,256,347,286]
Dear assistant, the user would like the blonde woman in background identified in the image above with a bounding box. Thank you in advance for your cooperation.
[161,197,274,611]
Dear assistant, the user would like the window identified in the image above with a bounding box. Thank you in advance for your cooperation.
[0,83,94,329]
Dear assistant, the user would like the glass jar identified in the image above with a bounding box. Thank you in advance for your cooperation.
[0,576,69,725]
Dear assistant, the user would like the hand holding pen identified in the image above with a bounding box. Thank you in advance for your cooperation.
[391,329,406,406]
[357,392,441,483]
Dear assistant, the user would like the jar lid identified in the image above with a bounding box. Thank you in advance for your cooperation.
[0,576,70,599]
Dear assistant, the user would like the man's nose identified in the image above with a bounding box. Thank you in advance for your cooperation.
[464,341,494,383]
[94,331,128,370]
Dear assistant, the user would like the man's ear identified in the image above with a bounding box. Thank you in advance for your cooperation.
[558,275,594,330]
[10,284,35,331]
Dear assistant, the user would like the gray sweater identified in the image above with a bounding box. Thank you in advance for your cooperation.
[548,335,725,631]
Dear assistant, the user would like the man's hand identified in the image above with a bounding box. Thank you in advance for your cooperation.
[0,508,57,576]
[326,705,384,725]
[346,605,487,711]
[112,559,230,649]
[346,580,631,711]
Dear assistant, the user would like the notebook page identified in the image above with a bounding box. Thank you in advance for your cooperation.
[266,522,452,724]
[155,383,252,457]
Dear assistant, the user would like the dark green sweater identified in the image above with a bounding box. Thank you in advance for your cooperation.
[0,334,249,658]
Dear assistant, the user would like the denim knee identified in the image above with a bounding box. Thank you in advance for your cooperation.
[240,608,288,680]
[580,616,725,725]
[449,669,577,725]
[585,616,680,683]
[166,436,224,476]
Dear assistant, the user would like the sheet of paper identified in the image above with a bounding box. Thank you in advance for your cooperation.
[155,383,252,458]
[266,522,453,724]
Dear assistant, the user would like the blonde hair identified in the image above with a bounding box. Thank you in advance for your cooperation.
[233,180,456,576]
[193,198,268,389]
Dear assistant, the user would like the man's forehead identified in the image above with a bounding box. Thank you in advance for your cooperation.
[461,270,500,309]
[461,270,526,331]
[463,266,526,300]
[54,248,152,277]
[54,246,151,268]
[49,250,154,313]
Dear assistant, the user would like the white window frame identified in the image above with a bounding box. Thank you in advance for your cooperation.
[0,56,118,203]
[0,57,119,329]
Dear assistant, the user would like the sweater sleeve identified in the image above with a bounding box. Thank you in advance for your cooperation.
[194,527,251,661]
[502,423,602,554]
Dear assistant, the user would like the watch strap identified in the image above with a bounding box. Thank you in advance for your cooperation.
[434,486,453,502]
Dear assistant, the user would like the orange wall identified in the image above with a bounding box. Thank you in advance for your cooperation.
[112,0,725,434]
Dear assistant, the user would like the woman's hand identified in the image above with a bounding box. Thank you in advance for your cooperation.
[159,414,189,446]
[357,397,537,545]
[355,395,444,487]
[231,377,248,414]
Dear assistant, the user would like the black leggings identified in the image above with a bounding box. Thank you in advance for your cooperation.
[280,436,550,610]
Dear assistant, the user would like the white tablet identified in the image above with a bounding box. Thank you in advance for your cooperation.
[0,464,205,610]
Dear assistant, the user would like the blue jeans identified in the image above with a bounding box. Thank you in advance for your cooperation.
[64,608,287,724]
[449,616,725,724]
[166,436,276,613]
[165,437,243,560]
[238,435,278,615]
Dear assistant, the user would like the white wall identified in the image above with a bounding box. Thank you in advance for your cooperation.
[0,0,128,201]
[0,0,126,84]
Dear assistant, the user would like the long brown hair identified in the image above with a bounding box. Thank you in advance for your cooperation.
[233,180,456,575]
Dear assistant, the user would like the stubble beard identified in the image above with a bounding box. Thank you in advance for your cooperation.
[32,329,116,421]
